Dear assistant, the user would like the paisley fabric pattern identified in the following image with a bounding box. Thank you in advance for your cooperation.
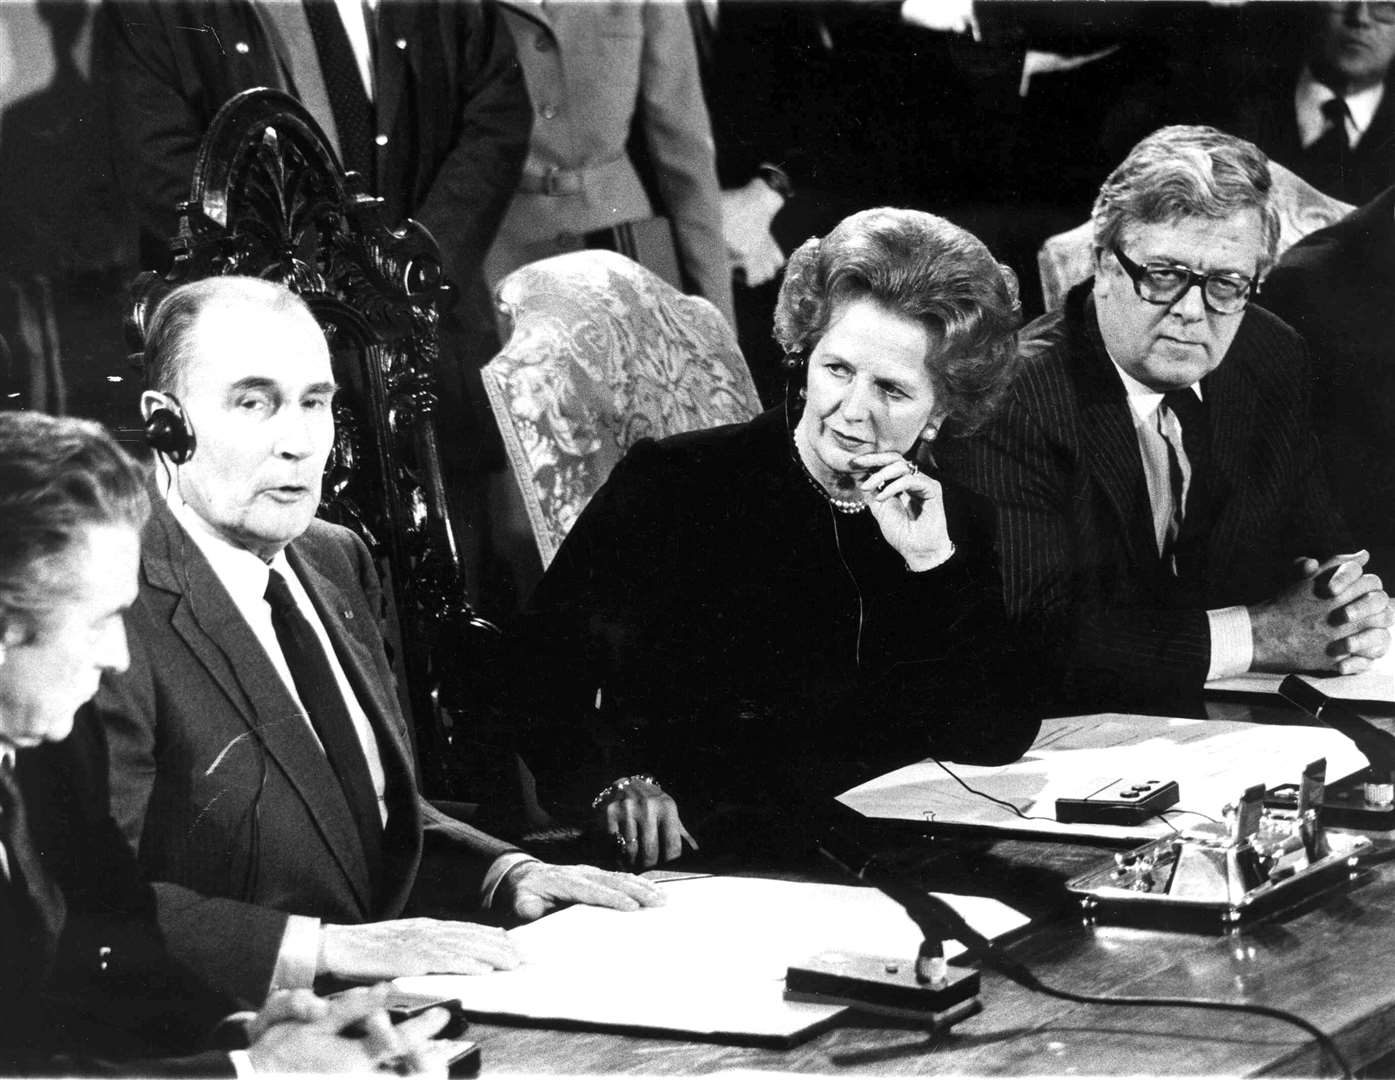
[1036,160,1355,312]
[482,250,761,566]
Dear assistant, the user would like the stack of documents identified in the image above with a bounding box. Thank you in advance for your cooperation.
[838,713,1369,842]
[394,875,1027,1045]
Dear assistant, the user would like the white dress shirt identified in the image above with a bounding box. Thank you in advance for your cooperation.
[1109,360,1254,680]
[333,0,378,102]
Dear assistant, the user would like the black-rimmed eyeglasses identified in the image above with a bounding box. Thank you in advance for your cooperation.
[1347,2,1395,25]
[1111,245,1257,316]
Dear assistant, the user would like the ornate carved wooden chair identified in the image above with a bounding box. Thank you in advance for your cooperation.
[1036,160,1354,312]
[482,249,762,568]
[125,88,488,798]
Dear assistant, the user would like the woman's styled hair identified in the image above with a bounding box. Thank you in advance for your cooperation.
[773,207,1022,437]
[0,412,149,625]
[1091,125,1281,273]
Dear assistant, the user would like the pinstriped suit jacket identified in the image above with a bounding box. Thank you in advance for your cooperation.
[937,280,1349,714]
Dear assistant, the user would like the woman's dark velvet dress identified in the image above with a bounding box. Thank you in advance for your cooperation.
[510,406,1042,829]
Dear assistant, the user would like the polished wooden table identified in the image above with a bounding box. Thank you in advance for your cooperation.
[472,704,1395,1076]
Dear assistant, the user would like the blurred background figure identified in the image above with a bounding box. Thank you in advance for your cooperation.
[1227,1,1395,205]
[486,0,732,327]
[1262,181,1395,580]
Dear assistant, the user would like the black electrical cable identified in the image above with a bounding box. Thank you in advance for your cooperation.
[822,836,1355,1079]
[967,932,1353,1080]
[931,757,1058,822]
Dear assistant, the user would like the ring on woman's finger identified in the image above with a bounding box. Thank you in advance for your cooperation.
[906,461,919,475]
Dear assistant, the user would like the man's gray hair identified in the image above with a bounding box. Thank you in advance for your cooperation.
[1091,125,1281,273]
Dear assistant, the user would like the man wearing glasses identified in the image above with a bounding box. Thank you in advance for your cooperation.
[939,125,1392,715]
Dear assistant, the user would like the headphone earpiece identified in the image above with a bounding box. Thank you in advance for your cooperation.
[145,402,195,465]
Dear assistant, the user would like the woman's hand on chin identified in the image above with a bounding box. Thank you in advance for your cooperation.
[853,452,955,571]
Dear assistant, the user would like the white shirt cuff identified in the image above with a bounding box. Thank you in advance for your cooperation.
[1207,605,1254,680]
[482,852,540,910]
[270,914,322,990]
[228,1049,256,1078]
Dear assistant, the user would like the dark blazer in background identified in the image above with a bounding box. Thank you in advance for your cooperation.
[937,281,1349,715]
[97,0,530,302]
[83,499,518,1003]
[1262,186,1395,577]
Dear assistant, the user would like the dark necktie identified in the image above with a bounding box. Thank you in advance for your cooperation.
[1305,96,1351,197]
[0,758,65,995]
[303,0,376,182]
[264,570,382,883]
[1161,389,1210,579]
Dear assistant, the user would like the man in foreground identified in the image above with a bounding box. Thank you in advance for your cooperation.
[1,410,448,1074]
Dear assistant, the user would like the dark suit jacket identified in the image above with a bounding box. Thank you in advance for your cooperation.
[97,0,530,296]
[83,499,517,1003]
[7,745,235,1075]
[936,280,1349,714]
[512,406,1042,821]
[1229,76,1395,207]
[1262,186,1395,575]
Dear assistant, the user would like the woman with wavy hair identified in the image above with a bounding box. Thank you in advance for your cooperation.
[511,208,1042,867]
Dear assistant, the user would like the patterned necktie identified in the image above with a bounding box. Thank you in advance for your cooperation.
[1161,389,1210,578]
[264,570,383,885]
[303,0,376,182]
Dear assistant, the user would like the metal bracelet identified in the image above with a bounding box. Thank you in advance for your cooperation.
[591,773,660,811]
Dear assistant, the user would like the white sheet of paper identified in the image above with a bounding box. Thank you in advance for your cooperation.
[1206,645,1395,702]
[837,713,1369,841]
[394,876,1028,1041]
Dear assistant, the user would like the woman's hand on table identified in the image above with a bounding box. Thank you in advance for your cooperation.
[596,776,698,869]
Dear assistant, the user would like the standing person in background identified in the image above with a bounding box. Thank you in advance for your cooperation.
[485,0,732,328]
[0,410,449,1075]
[99,0,529,318]
[98,0,534,597]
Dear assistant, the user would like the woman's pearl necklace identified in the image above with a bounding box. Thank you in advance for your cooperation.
[793,422,866,514]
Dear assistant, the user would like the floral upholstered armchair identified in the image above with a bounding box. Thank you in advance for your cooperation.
[482,250,762,567]
[1037,160,1354,312]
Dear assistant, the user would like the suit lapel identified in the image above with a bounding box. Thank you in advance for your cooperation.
[1200,337,1256,583]
[1071,293,1159,574]
[142,504,374,912]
